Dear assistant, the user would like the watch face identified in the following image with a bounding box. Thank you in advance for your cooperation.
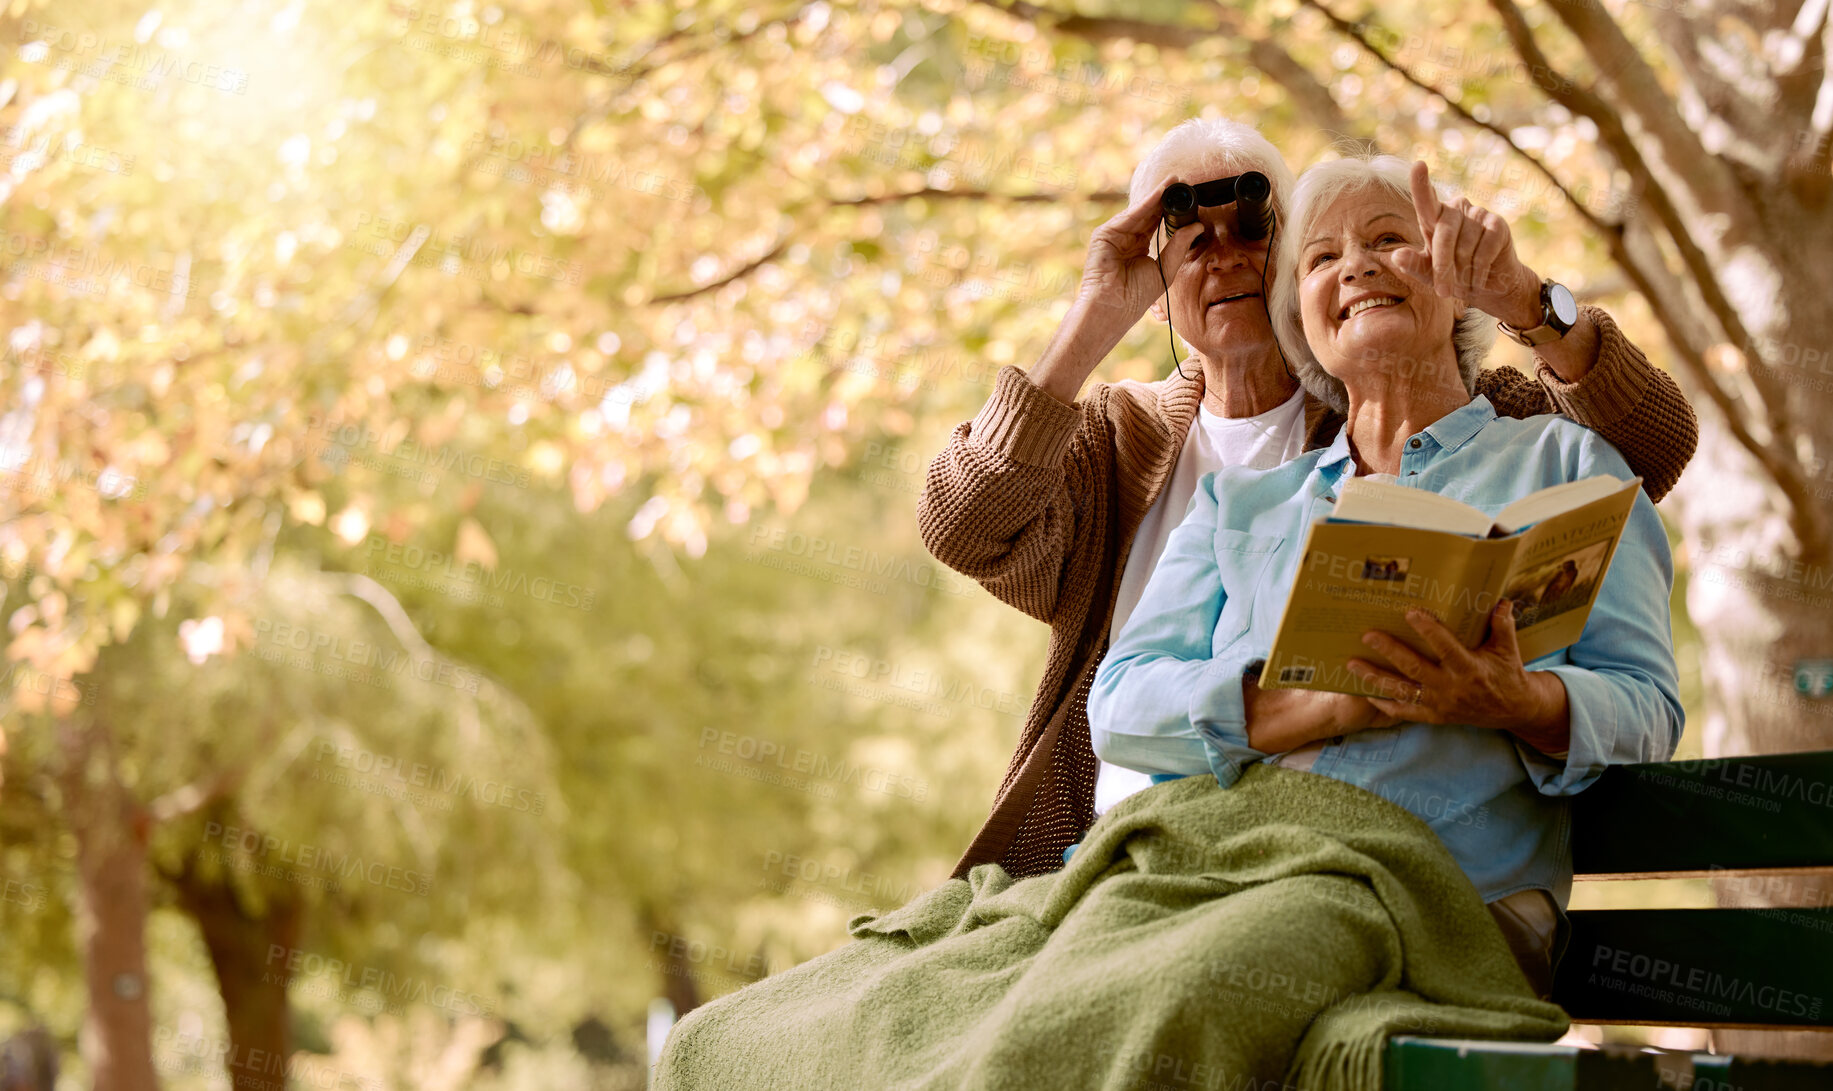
[1548,282,1578,326]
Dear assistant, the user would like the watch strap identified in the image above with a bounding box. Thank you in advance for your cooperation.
[1496,279,1573,347]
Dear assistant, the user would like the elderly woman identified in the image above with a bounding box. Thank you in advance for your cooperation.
[1087,154,1684,998]
[656,156,1655,1091]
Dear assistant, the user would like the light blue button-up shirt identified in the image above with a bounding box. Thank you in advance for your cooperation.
[1087,395,1683,904]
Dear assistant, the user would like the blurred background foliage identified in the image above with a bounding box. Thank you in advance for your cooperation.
[0,0,1770,1084]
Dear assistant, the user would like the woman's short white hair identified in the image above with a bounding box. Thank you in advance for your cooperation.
[1269,153,1496,413]
[1128,118,1296,258]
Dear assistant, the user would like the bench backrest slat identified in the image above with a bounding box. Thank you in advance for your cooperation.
[1572,752,1833,877]
[1554,908,1833,1027]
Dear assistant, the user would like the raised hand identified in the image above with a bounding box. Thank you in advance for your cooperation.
[1075,179,1204,321]
[1391,161,1543,330]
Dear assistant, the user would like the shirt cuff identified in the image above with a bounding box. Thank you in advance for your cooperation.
[968,365,1084,468]
[1533,304,1651,432]
[1515,665,1619,795]
[1190,653,1270,789]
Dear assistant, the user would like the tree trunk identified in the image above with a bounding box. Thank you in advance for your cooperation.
[1672,409,1833,1063]
[168,849,301,1091]
[59,724,159,1091]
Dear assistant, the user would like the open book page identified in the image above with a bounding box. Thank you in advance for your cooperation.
[1497,477,1642,662]
[1493,476,1629,535]
[1330,478,1493,537]
[1260,521,1514,695]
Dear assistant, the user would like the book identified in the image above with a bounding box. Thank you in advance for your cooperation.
[1258,474,1642,695]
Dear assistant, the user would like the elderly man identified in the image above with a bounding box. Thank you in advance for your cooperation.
[918,117,1696,889]
[653,119,1662,1089]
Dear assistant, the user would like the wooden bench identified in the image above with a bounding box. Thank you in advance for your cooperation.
[1386,751,1833,1088]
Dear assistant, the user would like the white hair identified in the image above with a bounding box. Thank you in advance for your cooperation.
[1269,153,1497,413]
[1128,118,1296,258]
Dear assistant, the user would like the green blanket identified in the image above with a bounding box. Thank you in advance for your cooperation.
[655,765,1568,1091]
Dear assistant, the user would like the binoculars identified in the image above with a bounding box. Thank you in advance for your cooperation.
[1160,171,1274,241]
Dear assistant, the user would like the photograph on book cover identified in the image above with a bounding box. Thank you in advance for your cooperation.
[1359,555,1411,582]
[1502,540,1611,629]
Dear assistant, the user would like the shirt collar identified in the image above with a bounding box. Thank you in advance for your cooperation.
[1315,393,1497,477]
[1426,394,1498,455]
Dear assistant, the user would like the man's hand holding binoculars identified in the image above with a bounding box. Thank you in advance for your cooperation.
[1028,180,1205,405]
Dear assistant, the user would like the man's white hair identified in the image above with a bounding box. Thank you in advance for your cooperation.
[1269,153,1497,413]
[1128,118,1296,257]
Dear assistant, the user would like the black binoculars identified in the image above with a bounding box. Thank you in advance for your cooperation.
[1160,171,1274,241]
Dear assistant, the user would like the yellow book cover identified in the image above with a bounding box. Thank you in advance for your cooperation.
[1259,475,1641,695]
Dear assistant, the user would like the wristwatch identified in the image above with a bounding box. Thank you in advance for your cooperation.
[1495,279,1578,347]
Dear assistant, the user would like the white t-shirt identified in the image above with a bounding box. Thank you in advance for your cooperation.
[1094,386,1308,815]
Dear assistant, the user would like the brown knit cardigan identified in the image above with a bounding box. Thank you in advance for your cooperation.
[918,305,1698,881]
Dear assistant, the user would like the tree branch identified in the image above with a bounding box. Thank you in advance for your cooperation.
[645,187,1129,303]
[1649,7,1786,172]
[650,239,788,305]
[326,572,437,660]
[971,0,1364,137]
[1300,0,1615,238]
[1542,0,1763,241]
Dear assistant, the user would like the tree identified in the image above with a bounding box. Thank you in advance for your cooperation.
[607,0,1833,1059]
[9,0,1825,1079]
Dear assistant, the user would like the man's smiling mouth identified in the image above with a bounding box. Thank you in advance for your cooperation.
[1340,296,1401,321]
[1208,292,1259,309]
